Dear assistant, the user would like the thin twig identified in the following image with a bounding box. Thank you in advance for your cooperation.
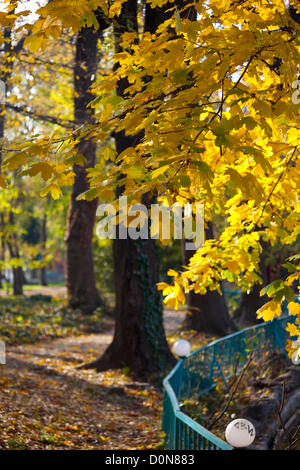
[207,352,254,430]
[285,424,300,450]
[276,382,293,450]
[205,352,242,425]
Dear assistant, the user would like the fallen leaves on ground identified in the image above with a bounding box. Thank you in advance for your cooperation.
[0,296,192,450]
[0,295,219,450]
[0,333,164,449]
[0,296,108,345]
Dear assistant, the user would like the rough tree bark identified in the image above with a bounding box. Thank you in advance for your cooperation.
[64,27,105,313]
[81,0,175,376]
[0,212,5,290]
[39,212,47,286]
[183,222,236,336]
[7,211,23,296]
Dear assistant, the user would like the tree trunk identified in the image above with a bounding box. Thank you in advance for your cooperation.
[65,27,105,313]
[0,213,4,289]
[85,235,174,376]
[81,0,175,376]
[39,212,47,286]
[183,222,236,336]
[12,266,23,296]
[7,212,23,296]
[0,212,6,290]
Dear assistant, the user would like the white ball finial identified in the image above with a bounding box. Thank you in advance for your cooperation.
[291,339,300,365]
[225,419,256,448]
[292,351,300,365]
[173,339,191,357]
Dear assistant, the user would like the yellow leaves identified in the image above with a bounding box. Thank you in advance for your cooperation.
[167,269,179,278]
[62,424,79,431]
[59,171,75,186]
[119,112,143,136]
[225,168,265,203]
[63,440,73,446]
[147,0,174,8]
[163,283,186,310]
[287,302,300,317]
[25,162,56,180]
[22,0,110,52]
[285,271,300,287]
[286,322,299,338]
[225,259,240,273]
[24,33,49,53]
[40,184,62,200]
[257,300,282,322]
[5,152,29,171]
[157,271,185,310]
[0,11,17,28]
[0,174,7,189]
[151,165,169,179]
[115,146,139,165]
[126,165,146,180]
[108,0,128,18]
[120,32,137,49]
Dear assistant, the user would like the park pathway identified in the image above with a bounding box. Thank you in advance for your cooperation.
[0,288,186,450]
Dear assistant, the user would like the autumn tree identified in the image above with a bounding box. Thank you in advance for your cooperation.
[2,0,300,359]
[0,8,29,294]
[82,0,300,353]
[82,0,175,375]
[1,8,106,307]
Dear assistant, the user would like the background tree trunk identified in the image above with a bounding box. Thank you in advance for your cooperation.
[65,27,105,313]
[0,212,4,289]
[7,211,23,296]
[39,212,47,286]
[183,222,236,335]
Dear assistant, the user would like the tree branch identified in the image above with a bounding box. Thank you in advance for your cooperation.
[5,103,75,129]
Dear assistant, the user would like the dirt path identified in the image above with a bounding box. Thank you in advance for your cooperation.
[0,292,187,449]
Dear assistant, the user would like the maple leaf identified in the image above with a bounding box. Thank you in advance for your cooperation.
[287,302,300,316]
[257,300,282,322]
[286,322,299,338]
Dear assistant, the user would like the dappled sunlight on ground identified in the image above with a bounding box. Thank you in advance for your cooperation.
[0,286,218,449]
[1,331,163,450]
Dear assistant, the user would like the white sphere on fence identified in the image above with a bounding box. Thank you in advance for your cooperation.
[225,418,256,448]
[173,339,191,357]
[292,351,300,365]
[291,340,300,365]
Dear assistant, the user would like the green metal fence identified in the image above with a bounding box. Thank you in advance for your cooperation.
[162,315,295,450]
